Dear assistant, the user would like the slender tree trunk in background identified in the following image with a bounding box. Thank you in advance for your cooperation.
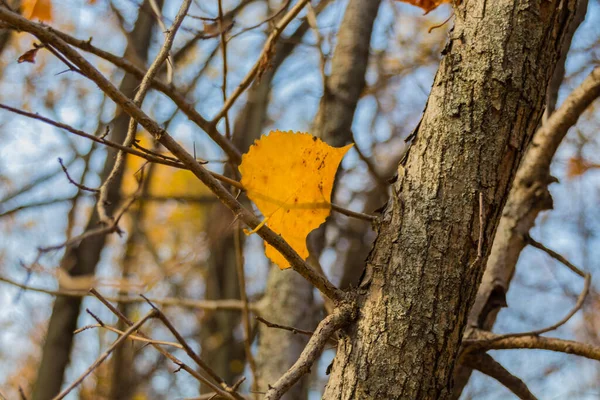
[323,2,576,398]
[256,0,381,397]
[31,3,157,398]
[311,0,382,287]
[109,161,156,400]
[255,268,316,399]
[452,1,589,396]
[200,219,243,389]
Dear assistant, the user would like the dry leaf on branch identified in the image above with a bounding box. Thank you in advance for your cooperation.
[396,0,451,14]
[239,130,352,269]
[18,47,40,63]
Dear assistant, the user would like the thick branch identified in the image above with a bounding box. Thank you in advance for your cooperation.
[464,330,600,363]
[463,353,537,400]
[264,305,352,400]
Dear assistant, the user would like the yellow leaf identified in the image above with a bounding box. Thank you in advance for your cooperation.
[22,0,53,21]
[239,130,352,269]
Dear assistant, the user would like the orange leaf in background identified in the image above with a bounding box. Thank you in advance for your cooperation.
[567,157,600,179]
[18,47,40,63]
[396,0,451,14]
[239,130,352,270]
[22,0,52,21]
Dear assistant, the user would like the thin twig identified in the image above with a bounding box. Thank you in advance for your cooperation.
[58,157,99,192]
[141,295,245,398]
[0,103,188,169]
[351,137,388,191]
[47,24,242,162]
[331,202,376,222]
[0,275,254,311]
[74,323,184,349]
[53,309,158,400]
[39,191,139,253]
[148,0,174,84]
[256,316,314,337]
[227,0,291,41]
[211,0,310,123]
[0,155,76,204]
[0,102,242,190]
[217,0,232,139]
[96,0,192,223]
[0,196,74,219]
[481,236,591,342]
[89,289,240,400]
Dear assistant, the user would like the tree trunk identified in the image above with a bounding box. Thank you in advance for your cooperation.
[323,1,576,398]
[32,3,157,398]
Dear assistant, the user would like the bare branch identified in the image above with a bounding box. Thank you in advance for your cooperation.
[89,289,241,400]
[463,353,537,400]
[256,316,314,337]
[96,0,192,223]
[39,191,138,253]
[0,155,76,204]
[58,157,99,193]
[141,295,244,397]
[0,274,254,311]
[148,0,174,84]
[74,323,183,348]
[464,330,600,363]
[5,21,242,162]
[0,103,189,169]
[464,66,600,351]
[264,305,352,400]
[0,6,345,303]
[0,196,73,219]
[211,0,310,123]
[53,309,158,400]
[331,203,376,222]
[490,237,590,341]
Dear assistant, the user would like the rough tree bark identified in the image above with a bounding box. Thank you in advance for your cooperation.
[32,3,156,398]
[323,1,577,399]
[256,0,380,397]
